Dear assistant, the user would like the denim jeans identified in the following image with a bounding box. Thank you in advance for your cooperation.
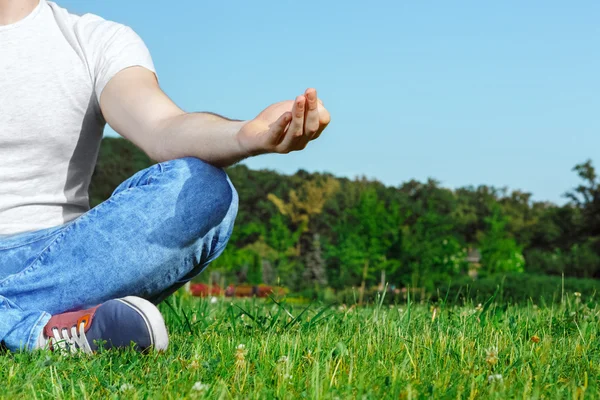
[0,157,238,351]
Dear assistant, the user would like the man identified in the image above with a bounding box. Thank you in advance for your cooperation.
[0,0,330,353]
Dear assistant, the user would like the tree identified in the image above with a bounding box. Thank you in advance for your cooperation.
[302,233,327,286]
[400,210,466,290]
[268,177,339,287]
[479,207,525,274]
[91,138,600,287]
[247,252,263,285]
[267,177,340,238]
[328,188,401,292]
[565,160,600,237]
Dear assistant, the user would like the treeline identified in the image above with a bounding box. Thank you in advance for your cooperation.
[91,138,600,291]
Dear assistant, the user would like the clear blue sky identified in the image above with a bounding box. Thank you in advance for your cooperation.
[58,0,600,204]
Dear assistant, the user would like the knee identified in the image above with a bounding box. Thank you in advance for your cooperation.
[160,157,238,232]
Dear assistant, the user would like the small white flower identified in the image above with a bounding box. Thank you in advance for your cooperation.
[119,383,134,392]
[191,382,210,392]
[237,344,245,350]
[488,374,503,383]
[278,355,288,363]
[210,296,218,304]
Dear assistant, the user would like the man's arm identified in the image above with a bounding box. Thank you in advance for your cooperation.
[100,67,330,167]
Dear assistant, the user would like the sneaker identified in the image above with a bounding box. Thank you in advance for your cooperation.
[40,296,169,353]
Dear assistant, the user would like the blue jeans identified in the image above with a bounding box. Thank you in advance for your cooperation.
[0,157,238,351]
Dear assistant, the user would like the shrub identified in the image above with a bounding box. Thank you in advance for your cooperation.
[440,273,600,304]
[525,242,600,278]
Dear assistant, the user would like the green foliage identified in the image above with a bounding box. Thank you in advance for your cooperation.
[91,138,600,293]
[400,211,467,290]
[327,187,401,288]
[565,159,600,237]
[526,240,600,278]
[246,252,262,285]
[479,207,525,274]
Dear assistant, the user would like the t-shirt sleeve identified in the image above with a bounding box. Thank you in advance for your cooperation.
[75,16,156,104]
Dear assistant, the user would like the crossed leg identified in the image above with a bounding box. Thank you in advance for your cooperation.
[0,157,238,351]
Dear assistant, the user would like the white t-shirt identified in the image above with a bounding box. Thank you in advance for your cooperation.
[0,0,155,235]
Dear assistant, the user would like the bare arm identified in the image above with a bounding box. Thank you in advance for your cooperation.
[100,67,330,168]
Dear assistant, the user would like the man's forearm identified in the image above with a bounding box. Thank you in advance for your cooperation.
[152,112,249,168]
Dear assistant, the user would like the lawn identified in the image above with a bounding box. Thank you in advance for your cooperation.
[1,291,599,399]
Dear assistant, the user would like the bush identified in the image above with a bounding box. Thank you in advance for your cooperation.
[440,273,600,304]
[525,242,600,278]
[524,249,565,275]
[287,275,600,306]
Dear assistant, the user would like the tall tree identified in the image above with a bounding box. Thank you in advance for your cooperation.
[247,252,263,285]
[400,210,466,290]
[268,177,339,287]
[328,188,401,291]
[565,160,600,236]
[479,206,525,274]
[302,233,327,286]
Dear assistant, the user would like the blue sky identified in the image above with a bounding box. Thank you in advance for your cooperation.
[58,0,600,204]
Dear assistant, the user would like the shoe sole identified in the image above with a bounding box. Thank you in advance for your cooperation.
[116,296,169,351]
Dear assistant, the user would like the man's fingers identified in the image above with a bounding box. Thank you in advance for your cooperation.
[290,95,305,137]
[309,102,331,141]
[304,88,320,139]
[275,95,305,152]
[317,102,330,125]
[268,112,292,146]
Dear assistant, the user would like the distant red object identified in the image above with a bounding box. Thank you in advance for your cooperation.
[234,285,278,297]
[189,283,223,297]
[190,284,286,298]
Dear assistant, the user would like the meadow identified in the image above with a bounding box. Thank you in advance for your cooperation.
[1,290,599,399]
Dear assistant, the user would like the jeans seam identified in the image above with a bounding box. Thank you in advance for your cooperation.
[0,296,13,310]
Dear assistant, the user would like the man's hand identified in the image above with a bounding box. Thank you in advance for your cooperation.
[237,88,331,156]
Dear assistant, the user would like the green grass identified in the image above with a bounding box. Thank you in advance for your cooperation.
[1,291,600,399]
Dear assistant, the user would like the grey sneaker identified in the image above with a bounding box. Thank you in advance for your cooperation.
[42,296,169,353]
